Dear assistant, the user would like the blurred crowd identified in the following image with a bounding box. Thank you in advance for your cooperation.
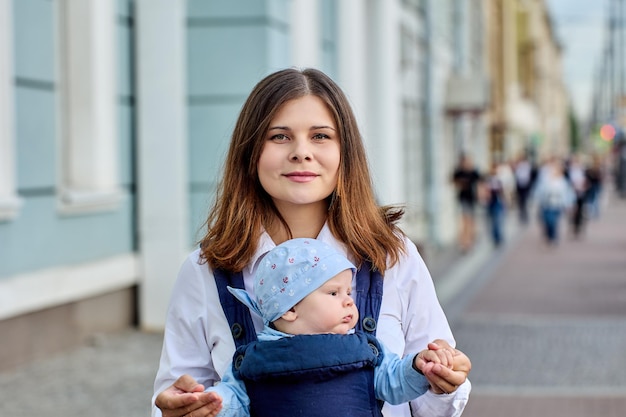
[451,150,610,251]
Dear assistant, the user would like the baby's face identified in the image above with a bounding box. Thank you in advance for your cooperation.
[291,269,358,334]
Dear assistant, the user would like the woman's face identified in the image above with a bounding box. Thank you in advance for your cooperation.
[258,95,340,210]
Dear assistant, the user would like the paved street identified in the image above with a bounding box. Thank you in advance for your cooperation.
[445,187,626,417]
[0,329,163,416]
[1,189,625,416]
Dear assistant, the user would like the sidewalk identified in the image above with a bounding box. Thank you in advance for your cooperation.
[449,188,626,416]
[1,191,624,416]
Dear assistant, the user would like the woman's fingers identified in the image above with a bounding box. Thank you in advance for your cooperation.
[155,374,207,416]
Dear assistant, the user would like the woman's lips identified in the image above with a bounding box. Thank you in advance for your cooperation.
[284,172,318,183]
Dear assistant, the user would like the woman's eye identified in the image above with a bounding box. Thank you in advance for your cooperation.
[270,134,289,141]
[312,133,330,140]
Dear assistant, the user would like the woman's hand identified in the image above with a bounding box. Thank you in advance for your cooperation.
[415,339,472,395]
[155,374,223,417]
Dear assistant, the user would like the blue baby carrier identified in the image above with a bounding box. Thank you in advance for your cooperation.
[214,261,384,417]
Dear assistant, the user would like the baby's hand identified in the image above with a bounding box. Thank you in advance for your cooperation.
[428,339,461,367]
[420,347,454,368]
[414,339,471,395]
[413,339,458,375]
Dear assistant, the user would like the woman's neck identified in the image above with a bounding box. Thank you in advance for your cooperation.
[268,201,328,245]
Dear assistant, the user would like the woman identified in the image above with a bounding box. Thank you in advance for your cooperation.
[153,68,471,417]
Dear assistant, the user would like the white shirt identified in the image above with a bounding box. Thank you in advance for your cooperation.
[515,160,532,187]
[152,224,471,417]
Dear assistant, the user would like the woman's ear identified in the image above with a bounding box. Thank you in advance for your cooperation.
[280,307,298,322]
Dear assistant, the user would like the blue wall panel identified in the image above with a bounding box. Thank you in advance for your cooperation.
[117,4,135,188]
[13,0,56,83]
[188,25,272,97]
[14,87,57,191]
[118,103,134,187]
[189,190,213,244]
[188,0,290,21]
[266,21,291,71]
[188,102,241,183]
[117,18,134,98]
[117,0,133,18]
[320,0,338,79]
[188,0,267,18]
[116,4,137,251]
[266,0,291,22]
[0,195,134,278]
[188,101,240,243]
[1,0,138,279]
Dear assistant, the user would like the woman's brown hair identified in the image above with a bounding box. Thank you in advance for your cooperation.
[199,68,405,273]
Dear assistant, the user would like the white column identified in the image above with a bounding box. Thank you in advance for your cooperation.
[0,0,22,221]
[367,0,404,204]
[337,0,368,131]
[290,0,320,68]
[136,0,189,330]
[59,0,121,212]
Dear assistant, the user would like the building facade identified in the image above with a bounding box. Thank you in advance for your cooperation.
[1,0,139,369]
[4,0,568,370]
[484,0,569,163]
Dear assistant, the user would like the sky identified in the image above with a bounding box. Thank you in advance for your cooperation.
[546,0,609,123]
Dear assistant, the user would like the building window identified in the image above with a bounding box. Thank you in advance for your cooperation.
[0,0,22,221]
[57,0,121,213]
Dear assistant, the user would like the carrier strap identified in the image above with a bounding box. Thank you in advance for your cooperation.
[214,268,258,347]
[354,261,384,335]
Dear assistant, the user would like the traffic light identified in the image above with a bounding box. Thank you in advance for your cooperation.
[600,124,616,141]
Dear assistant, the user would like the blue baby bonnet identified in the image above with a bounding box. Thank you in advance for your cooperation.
[227,238,356,325]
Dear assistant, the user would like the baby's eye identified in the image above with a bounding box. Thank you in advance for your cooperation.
[329,291,338,296]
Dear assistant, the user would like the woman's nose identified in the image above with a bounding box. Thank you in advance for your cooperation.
[289,138,312,161]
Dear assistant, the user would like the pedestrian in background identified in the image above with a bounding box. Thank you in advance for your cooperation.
[513,152,537,225]
[152,68,471,417]
[585,154,605,219]
[480,162,506,248]
[566,154,589,238]
[496,158,516,208]
[534,159,575,245]
[452,154,481,253]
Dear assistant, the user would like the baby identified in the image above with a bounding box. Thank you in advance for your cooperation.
[202,238,460,417]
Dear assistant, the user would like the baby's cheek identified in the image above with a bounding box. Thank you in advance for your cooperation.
[351,306,359,324]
